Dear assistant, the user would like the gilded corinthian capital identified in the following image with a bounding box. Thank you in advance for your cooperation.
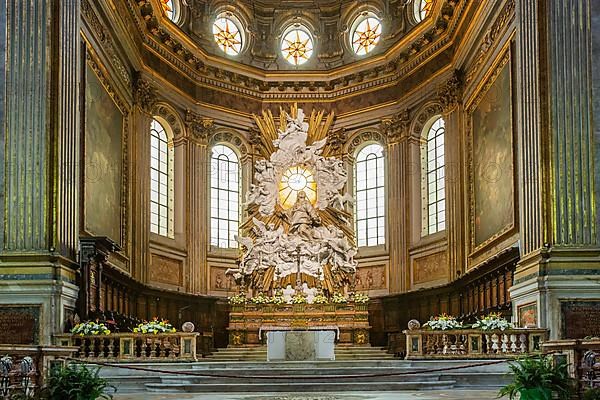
[185,110,214,143]
[132,72,157,113]
[437,69,464,113]
[380,108,411,142]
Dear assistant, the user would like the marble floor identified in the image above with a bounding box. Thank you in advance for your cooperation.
[114,391,506,400]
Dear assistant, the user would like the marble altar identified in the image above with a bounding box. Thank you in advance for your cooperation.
[266,330,335,361]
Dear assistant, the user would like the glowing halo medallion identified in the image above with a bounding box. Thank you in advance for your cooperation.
[279,166,317,209]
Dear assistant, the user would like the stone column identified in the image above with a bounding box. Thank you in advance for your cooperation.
[511,0,600,339]
[0,0,80,343]
[130,74,157,284]
[185,111,212,294]
[437,72,466,279]
[381,110,411,293]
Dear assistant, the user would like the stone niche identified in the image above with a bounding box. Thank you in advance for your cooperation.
[0,306,40,344]
[561,301,600,339]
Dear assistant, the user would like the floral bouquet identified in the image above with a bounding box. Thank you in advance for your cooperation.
[250,292,272,304]
[71,321,111,336]
[228,293,247,305]
[291,293,308,304]
[332,292,348,304]
[133,318,176,334]
[313,294,328,304]
[472,313,513,331]
[271,290,287,305]
[423,314,463,330]
[353,293,370,304]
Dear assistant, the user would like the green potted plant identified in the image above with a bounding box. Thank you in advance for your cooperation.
[499,355,575,400]
[10,364,115,400]
[583,388,600,400]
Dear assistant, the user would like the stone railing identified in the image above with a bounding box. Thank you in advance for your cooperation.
[403,328,548,359]
[543,339,600,395]
[55,332,199,362]
[0,345,76,399]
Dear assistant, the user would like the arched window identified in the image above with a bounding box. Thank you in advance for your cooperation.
[413,0,434,23]
[350,13,382,56]
[150,119,174,237]
[423,117,446,235]
[210,144,240,248]
[354,143,385,247]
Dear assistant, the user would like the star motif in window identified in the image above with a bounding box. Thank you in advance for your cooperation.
[213,18,242,55]
[352,17,382,55]
[282,30,313,65]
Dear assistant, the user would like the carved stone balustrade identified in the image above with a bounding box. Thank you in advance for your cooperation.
[0,345,76,399]
[403,328,548,359]
[542,339,600,395]
[54,332,199,361]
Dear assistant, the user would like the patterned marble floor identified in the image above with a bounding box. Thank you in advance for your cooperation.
[114,391,506,400]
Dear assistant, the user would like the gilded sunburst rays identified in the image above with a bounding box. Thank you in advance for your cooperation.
[279,166,317,209]
[282,28,313,65]
[352,16,382,55]
[213,17,243,55]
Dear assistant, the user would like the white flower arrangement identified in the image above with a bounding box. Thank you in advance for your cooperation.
[71,321,111,336]
[250,292,272,304]
[313,294,328,304]
[353,293,370,304]
[228,293,247,305]
[331,292,348,304]
[291,293,308,304]
[472,313,513,331]
[133,318,176,334]
[271,295,287,305]
[423,314,464,331]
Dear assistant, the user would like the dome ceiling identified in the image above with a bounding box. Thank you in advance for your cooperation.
[160,0,436,71]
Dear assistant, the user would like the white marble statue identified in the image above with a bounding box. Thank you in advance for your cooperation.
[228,108,359,287]
[283,284,295,303]
[302,282,317,304]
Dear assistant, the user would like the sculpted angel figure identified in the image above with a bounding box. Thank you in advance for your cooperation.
[271,110,309,167]
[327,226,358,273]
[250,160,277,215]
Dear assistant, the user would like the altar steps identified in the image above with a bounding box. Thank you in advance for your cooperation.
[97,359,511,394]
[205,345,395,361]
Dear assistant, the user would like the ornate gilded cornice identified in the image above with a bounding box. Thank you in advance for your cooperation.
[437,69,463,113]
[120,0,468,100]
[185,110,214,144]
[465,0,515,85]
[81,0,131,86]
[132,72,158,113]
[381,108,411,143]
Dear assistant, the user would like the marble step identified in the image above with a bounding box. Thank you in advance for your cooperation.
[144,380,457,393]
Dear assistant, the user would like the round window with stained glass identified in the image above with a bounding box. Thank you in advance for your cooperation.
[213,15,243,56]
[279,166,317,209]
[281,26,314,66]
[351,14,382,56]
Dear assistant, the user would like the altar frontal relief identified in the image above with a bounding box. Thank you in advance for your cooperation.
[470,58,514,249]
[84,64,123,244]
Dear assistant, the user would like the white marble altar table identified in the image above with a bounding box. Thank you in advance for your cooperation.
[262,326,337,361]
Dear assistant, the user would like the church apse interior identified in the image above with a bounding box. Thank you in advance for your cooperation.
[1,0,600,397]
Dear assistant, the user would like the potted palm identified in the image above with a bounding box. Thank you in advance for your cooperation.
[499,355,575,400]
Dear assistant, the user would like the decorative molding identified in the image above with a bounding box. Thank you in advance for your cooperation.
[81,0,131,86]
[132,72,158,113]
[149,254,183,287]
[465,0,516,85]
[209,129,249,157]
[411,102,443,138]
[437,69,464,113]
[346,130,386,156]
[380,109,411,143]
[412,251,448,285]
[153,103,184,139]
